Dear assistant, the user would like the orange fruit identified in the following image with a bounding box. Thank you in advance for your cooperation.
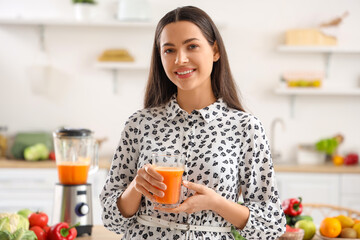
[332,155,344,166]
[320,217,342,238]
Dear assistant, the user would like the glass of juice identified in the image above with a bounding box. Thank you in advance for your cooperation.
[152,152,184,208]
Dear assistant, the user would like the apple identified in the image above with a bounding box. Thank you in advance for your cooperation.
[295,219,316,240]
[344,153,359,165]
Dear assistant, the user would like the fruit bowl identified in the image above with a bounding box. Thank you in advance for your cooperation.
[316,231,358,240]
[279,229,304,240]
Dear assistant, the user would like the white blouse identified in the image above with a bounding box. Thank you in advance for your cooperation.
[100,95,286,240]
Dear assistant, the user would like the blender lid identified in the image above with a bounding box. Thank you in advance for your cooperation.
[54,128,93,137]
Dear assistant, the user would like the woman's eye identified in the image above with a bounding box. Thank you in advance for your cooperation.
[188,44,198,50]
[164,49,174,54]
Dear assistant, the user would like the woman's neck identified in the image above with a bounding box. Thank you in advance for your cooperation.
[176,89,216,114]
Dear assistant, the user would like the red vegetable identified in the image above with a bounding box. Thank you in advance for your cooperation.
[286,224,300,232]
[43,225,51,238]
[49,151,56,161]
[48,222,78,240]
[30,226,46,240]
[282,197,303,216]
[344,153,359,165]
[29,212,49,228]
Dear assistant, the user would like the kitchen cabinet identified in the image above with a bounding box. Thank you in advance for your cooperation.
[340,174,360,211]
[276,172,360,225]
[275,45,360,117]
[0,168,108,225]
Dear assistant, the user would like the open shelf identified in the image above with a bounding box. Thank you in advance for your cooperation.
[275,87,360,96]
[95,62,149,70]
[277,45,360,54]
[0,18,157,27]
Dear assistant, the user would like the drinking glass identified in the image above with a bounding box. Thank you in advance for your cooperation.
[152,152,184,208]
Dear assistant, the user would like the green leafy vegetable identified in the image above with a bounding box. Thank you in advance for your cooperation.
[0,214,29,234]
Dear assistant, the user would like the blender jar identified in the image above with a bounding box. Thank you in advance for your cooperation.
[53,128,99,185]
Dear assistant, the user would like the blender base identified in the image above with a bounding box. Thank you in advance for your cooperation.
[76,225,93,236]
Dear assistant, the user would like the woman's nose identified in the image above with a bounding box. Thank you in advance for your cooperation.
[175,50,189,64]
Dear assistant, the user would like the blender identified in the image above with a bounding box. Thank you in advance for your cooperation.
[52,128,99,236]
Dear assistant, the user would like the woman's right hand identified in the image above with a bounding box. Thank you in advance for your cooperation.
[133,164,167,202]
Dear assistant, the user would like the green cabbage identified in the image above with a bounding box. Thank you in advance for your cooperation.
[0,217,11,232]
[24,143,49,161]
[0,214,29,234]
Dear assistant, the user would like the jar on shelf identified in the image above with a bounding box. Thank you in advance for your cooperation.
[0,126,8,158]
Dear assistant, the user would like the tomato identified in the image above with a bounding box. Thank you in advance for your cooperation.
[30,226,46,240]
[43,225,51,238]
[29,212,49,228]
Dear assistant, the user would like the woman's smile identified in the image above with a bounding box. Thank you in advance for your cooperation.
[175,68,196,78]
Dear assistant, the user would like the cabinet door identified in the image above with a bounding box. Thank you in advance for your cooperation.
[276,173,340,204]
[340,174,360,211]
[0,168,57,221]
[0,168,108,225]
[276,172,340,225]
[88,169,108,225]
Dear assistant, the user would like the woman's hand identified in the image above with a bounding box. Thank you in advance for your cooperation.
[154,180,221,214]
[134,164,167,202]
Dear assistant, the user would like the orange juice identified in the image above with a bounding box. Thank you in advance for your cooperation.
[57,162,90,185]
[154,166,184,204]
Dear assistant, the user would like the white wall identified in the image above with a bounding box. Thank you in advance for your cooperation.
[0,0,359,162]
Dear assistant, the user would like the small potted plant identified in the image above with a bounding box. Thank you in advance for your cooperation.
[72,0,97,21]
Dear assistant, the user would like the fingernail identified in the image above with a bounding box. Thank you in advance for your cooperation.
[183,180,188,185]
[162,184,167,190]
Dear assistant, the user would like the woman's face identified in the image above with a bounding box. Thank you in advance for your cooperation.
[159,21,219,94]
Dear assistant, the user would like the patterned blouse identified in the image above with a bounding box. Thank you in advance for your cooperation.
[100,95,286,240]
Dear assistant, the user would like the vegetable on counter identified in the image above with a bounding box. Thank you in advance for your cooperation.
[0,213,36,240]
[10,132,53,160]
[24,144,49,161]
[315,134,344,156]
[28,212,48,228]
[48,222,78,240]
[282,197,303,217]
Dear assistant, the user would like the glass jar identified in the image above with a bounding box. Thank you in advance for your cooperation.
[0,126,8,158]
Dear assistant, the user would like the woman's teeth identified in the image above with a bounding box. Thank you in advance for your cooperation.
[177,70,194,75]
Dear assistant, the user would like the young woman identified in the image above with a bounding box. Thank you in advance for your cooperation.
[100,6,286,240]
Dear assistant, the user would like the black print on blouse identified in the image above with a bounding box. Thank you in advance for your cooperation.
[100,95,286,240]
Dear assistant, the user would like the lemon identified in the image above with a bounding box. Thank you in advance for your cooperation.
[335,215,355,228]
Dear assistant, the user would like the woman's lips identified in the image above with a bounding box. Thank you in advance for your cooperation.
[175,69,196,79]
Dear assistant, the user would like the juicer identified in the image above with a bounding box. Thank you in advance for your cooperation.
[52,128,98,236]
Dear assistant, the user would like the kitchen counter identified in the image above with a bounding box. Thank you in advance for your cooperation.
[76,225,122,240]
[0,157,112,169]
[77,225,325,240]
[1,158,359,173]
[274,162,360,173]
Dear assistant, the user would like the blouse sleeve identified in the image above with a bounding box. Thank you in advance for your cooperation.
[237,116,286,240]
[99,111,141,234]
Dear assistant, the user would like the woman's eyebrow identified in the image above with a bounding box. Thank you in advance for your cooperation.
[162,38,200,48]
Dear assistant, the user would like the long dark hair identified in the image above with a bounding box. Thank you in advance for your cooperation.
[144,6,245,112]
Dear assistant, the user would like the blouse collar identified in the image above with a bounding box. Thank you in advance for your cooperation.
[165,94,226,124]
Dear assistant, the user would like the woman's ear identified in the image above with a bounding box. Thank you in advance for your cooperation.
[213,41,220,62]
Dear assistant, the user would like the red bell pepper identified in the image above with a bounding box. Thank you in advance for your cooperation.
[48,222,78,240]
[282,197,303,216]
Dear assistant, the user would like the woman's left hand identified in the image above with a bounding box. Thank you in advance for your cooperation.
[154,180,221,214]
